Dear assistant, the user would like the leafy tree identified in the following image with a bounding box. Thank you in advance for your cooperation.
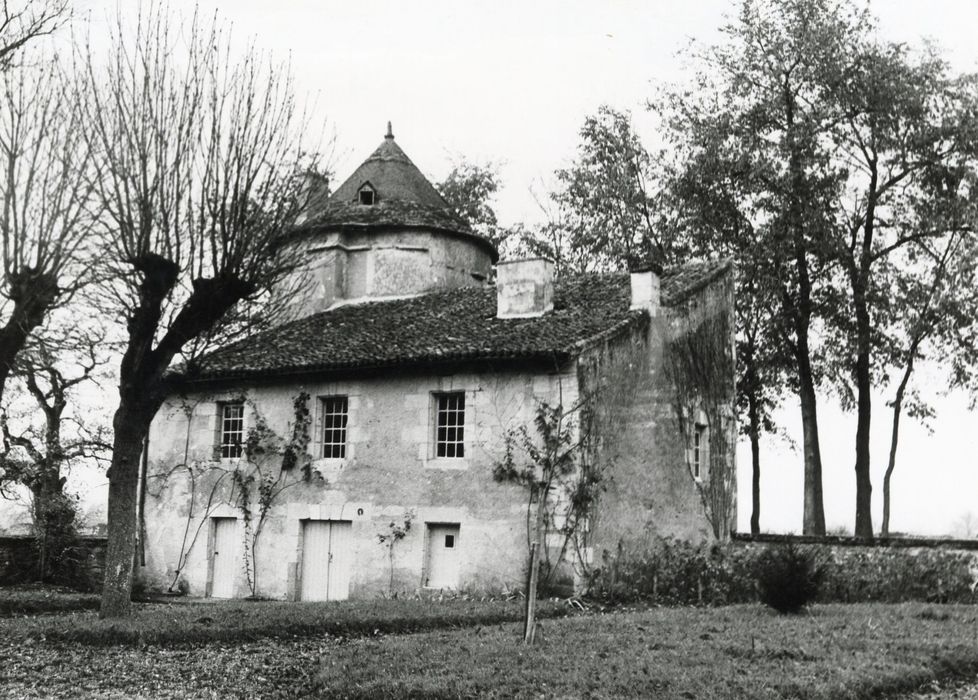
[551,106,661,273]
[664,0,978,538]
[879,232,978,536]
[438,159,502,244]
[659,0,866,534]
[77,5,321,617]
[821,39,978,537]
[660,106,792,535]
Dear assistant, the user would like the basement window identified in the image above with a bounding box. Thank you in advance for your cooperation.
[433,391,465,458]
[219,401,245,459]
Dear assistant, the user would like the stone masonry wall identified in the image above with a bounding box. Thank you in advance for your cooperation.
[141,366,577,600]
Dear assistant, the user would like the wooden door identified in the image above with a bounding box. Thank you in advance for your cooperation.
[425,524,461,589]
[326,521,352,601]
[300,520,353,601]
[210,517,238,598]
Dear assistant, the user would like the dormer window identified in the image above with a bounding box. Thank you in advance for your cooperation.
[357,183,376,205]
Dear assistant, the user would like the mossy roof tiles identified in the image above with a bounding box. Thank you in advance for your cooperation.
[181,259,731,382]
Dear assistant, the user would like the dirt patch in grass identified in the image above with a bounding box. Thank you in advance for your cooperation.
[316,603,978,699]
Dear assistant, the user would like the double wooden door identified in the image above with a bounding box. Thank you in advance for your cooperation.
[300,520,353,601]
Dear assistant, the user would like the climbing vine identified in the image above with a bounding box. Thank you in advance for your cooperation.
[233,392,323,598]
[664,285,737,539]
[147,392,324,597]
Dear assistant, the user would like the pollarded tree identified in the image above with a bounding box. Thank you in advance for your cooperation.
[78,6,322,617]
[0,56,97,407]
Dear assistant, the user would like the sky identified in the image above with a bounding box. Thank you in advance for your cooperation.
[39,0,978,537]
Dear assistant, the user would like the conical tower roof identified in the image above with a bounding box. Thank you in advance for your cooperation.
[298,124,497,260]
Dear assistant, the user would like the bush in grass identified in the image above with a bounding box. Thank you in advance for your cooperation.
[754,544,822,614]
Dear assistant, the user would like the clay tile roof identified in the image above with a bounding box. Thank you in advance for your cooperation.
[181,259,732,383]
[296,126,496,259]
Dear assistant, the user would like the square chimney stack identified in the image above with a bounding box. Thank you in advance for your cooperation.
[496,258,554,318]
[629,263,661,317]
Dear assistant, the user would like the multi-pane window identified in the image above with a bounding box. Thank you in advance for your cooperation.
[434,392,465,458]
[692,424,706,479]
[320,396,349,459]
[219,402,244,459]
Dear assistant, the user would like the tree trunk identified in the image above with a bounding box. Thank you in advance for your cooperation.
[747,389,762,535]
[100,407,151,618]
[852,186,878,540]
[782,86,825,537]
[798,355,825,536]
[881,357,915,537]
[523,488,547,645]
[853,347,873,538]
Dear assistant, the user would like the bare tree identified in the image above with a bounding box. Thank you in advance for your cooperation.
[78,5,320,617]
[0,56,96,408]
[0,323,112,581]
[0,1,68,69]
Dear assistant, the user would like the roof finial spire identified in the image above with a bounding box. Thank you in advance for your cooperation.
[385,121,394,140]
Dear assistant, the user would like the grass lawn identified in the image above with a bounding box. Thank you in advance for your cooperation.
[0,584,100,617]
[0,594,574,645]
[1,599,977,698]
[315,604,978,699]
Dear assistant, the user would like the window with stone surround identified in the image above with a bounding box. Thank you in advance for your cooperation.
[692,423,707,480]
[218,401,244,459]
[320,395,349,459]
[433,392,465,458]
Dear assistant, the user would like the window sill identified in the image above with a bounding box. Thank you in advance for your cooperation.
[425,458,469,471]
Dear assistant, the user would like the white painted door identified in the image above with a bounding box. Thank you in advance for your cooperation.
[326,521,352,601]
[210,518,238,598]
[300,520,353,601]
[425,524,461,589]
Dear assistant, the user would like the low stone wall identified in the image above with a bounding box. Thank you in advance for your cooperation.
[732,532,978,551]
[731,533,978,603]
[0,535,106,591]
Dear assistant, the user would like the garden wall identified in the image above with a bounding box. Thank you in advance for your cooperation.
[0,535,106,591]
[588,533,978,605]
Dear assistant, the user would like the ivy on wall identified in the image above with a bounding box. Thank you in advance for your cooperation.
[664,283,737,539]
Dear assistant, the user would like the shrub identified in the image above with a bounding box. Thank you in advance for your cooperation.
[754,544,822,614]
[586,537,756,606]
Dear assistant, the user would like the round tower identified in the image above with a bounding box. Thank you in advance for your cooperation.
[277,124,497,320]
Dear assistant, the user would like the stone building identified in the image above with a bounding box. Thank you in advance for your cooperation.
[138,127,736,600]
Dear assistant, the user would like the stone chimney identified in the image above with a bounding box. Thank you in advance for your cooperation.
[496,258,554,318]
[629,264,661,317]
[295,171,330,225]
